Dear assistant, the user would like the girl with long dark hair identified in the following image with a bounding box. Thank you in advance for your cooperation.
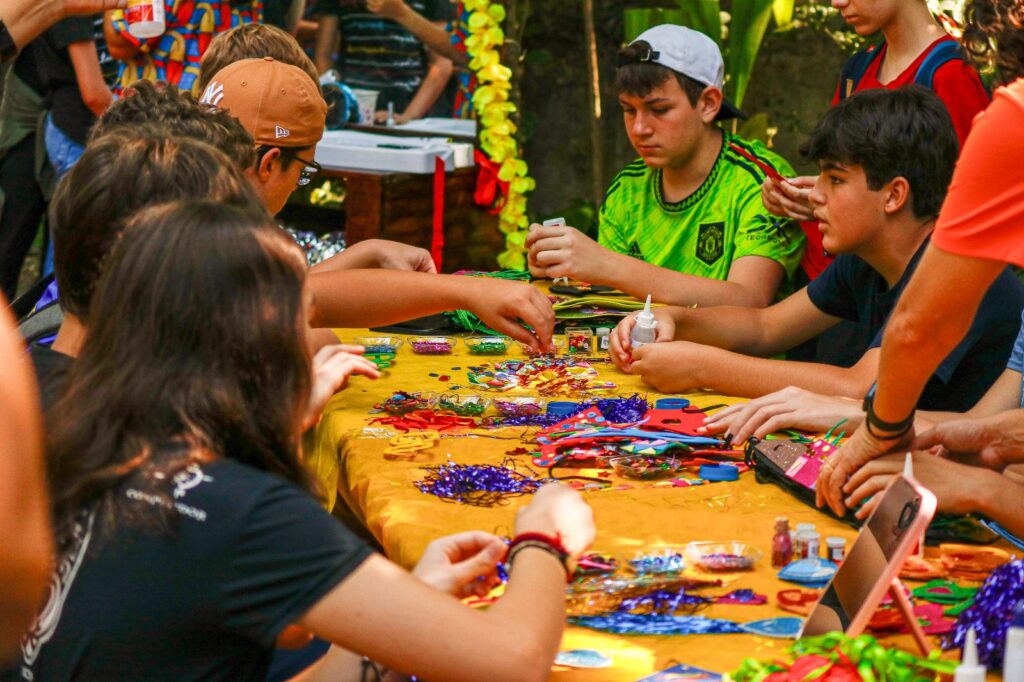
[14,201,594,681]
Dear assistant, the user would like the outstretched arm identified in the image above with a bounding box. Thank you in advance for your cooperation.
[630,341,879,399]
[307,270,555,352]
[367,0,467,66]
[294,485,593,682]
[528,223,786,308]
[2,0,126,57]
[0,301,53,657]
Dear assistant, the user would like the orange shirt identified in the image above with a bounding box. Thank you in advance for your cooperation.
[933,78,1024,265]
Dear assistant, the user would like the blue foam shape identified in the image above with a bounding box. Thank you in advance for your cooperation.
[554,649,612,669]
[741,617,804,639]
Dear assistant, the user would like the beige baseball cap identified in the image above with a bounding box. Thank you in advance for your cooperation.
[199,57,327,147]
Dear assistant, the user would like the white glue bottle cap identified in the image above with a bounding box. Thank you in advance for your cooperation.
[955,629,986,682]
[630,295,658,349]
[1004,601,1024,682]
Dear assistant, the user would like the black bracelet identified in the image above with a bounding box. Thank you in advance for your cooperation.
[0,19,18,63]
[862,390,915,440]
[507,540,570,577]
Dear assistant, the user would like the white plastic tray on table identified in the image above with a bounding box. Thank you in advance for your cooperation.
[315,131,460,174]
[393,118,477,138]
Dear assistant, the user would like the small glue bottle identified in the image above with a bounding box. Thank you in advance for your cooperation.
[125,0,166,39]
[630,294,657,349]
[1004,601,1024,682]
[771,517,793,568]
[955,628,986,682]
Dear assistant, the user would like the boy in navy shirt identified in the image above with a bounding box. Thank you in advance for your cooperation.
[610,86,1024,412]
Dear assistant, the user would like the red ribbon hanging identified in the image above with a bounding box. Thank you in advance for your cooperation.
[431,155,446,271]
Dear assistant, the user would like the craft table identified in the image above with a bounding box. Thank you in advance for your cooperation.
[307,333,949,680]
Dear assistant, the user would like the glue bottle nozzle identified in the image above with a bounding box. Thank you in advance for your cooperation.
[955,628,986,682]
[903,452,914,478]
[630,294,658,349]
[637,295,654,324]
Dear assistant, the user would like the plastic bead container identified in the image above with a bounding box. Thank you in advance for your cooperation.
[409,336,457,355]
[684,541,763,572]
[434,393,490,417]
[463,336,511,356]
[610,455,685,480]
[517,336,564,356]
[493,396,546,418]
[380,391,433,415]
[629,547,687,574]
[353,336,404,355]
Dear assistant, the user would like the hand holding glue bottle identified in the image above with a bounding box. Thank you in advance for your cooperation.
[532,217,569,285]
[630,295,658,350]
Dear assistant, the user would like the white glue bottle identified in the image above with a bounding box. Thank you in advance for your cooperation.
[955,628,985,682]
[125,0,166,39]
[1004,601,1024,682]
[630,295,658,349]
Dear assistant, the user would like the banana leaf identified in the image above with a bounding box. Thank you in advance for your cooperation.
[623,8,688,42]
[673,0,722,46]
[726,0,774,107]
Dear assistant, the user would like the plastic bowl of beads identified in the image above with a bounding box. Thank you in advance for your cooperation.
[434,393,490,417]
[493,396,546,418]
[628,547,687,575]
[379,391,433,415]
[353,336,403,368]
[463,336,511,356]
[409,336,457,355]
[516,336,564,356]
[683,542,762,572]
[609,455,685,480]
[353,336,404,355]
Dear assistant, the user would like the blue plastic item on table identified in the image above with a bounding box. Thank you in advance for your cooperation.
[656,398,691,410]
[698,463,739,482]
[778,557,837,588]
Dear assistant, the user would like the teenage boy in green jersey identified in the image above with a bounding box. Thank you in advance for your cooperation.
[527,25,805,308]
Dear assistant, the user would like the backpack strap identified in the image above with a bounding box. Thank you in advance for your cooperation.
[913,39,966,90]
[838,42,884,101]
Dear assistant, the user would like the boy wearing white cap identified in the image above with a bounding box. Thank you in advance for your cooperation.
[528,25,805,309]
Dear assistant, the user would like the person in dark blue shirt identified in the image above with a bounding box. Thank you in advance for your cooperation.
[608,86,1024,413]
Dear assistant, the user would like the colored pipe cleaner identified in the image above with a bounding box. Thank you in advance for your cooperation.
[569,613,743,636]
[415,460,543,506]
[731,632,956,682]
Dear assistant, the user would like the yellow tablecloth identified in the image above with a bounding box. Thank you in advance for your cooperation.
[309,330,923,680]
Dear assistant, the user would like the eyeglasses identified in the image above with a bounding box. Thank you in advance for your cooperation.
[257,146,322,187]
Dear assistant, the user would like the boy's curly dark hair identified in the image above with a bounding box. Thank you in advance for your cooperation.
[963,0,1024,82]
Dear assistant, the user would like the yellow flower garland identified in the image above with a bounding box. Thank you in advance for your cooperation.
[464,0,535,269]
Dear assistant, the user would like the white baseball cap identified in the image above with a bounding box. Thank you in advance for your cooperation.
[622,24,747,121]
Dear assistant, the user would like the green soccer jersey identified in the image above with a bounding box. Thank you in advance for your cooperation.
[599,133,806,291]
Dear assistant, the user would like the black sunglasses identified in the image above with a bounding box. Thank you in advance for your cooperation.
[257,146,323,187]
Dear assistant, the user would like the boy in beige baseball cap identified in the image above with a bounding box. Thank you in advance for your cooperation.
[201,56,327,216]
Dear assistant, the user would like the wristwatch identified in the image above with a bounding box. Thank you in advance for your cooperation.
[0,18,19,63]
[862,387,915,439]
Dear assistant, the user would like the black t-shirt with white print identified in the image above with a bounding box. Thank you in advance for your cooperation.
[8,458,372,681]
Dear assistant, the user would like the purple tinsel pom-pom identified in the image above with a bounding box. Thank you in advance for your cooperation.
[945,558,1024,668]
[416,462,542,506]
